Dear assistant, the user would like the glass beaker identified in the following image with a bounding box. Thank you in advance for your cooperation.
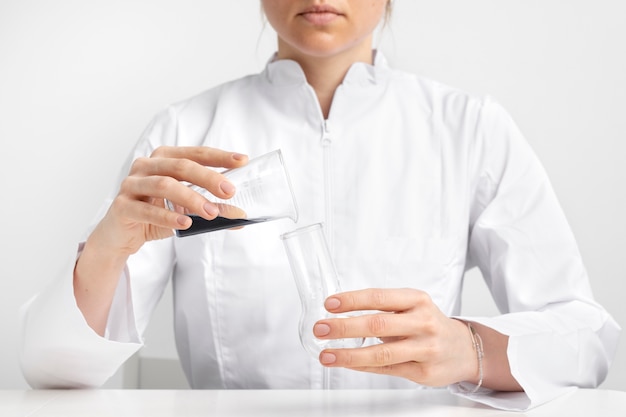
[281,223,364,358]
[167,149,298,237]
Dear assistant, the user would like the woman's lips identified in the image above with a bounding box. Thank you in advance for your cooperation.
[298,6,343,25]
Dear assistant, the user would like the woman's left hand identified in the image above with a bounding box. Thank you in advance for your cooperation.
[313,288,478,387]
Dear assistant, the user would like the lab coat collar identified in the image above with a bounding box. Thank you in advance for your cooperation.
[264,49,389,87]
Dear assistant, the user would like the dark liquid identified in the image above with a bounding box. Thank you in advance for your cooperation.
[176,215,266,237]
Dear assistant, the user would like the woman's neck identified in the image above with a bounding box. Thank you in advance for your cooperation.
[277,39,373,118]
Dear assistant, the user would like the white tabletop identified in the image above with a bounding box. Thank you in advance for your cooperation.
[1,388,625,417]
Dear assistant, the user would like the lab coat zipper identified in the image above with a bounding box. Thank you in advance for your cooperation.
[303,81,336,389]
[304,82,336,254]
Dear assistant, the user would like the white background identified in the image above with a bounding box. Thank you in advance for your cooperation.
[1,0,624,390]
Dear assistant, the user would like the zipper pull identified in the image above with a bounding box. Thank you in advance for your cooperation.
[321,120,331,146]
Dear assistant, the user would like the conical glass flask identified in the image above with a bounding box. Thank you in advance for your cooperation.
[281,223,364,358]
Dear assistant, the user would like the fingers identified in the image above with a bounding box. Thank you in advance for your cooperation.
[213,203,247,230]
[324,288,431,314]
[318,342,452,387]
[346,362,429,385]
[314,313,421,340]
[318,341,438,384]
[130,157,236,201]
[315,288,438,341]
[111,195,192,231]
[121,147,249,224]
[119,176,219,222]
[150,146,248,170]
[315,288,474,387]
[215,203,247,220]
[319,341,416,367]
[133,146,249,199]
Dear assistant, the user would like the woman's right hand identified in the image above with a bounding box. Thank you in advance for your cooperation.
[74,146,248,335]
[92,146,249,257]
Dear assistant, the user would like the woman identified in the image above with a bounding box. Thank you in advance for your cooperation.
[20,0,619,411]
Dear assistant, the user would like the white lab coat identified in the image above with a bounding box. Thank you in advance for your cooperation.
[20,52,620,411]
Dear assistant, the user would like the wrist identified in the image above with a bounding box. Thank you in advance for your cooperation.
[73,228,131,336]
[87,218,140,259]
[80,239,130,271]
[452,318,483,388]
[76,225,133,283]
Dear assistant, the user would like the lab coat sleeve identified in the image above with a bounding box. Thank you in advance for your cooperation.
[19,108,180,388]
[19,249,142,388]
[448,98,621,411]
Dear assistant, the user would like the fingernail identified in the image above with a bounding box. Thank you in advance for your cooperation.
[204,203,219,217]
[177,215,191,227]
[325,297,341,310]
[313,323,331,337]
[219,181,236,195]
[320,352,336,365]
[232,153,246,161]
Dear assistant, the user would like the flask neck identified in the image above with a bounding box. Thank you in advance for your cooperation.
[281,223,342,304]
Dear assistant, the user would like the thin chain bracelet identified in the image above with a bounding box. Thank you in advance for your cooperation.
[457,321,484,394]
